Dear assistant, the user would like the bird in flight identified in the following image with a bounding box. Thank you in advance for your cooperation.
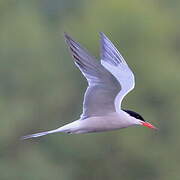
[22,32,157,139]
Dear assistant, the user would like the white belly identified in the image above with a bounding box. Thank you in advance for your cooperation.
[61,112,136,134]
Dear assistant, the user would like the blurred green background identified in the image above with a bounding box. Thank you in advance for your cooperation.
[1,0,180,179]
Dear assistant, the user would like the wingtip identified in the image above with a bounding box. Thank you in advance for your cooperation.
[99,32,110,47]
[64,32,71,41]
[99,32,107,39]
[64,33,77,47]
[64,32,69,38]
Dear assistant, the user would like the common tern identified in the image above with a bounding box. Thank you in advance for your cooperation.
[22,32,157,139]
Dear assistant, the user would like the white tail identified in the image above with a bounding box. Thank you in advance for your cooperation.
[21,128,63,140]
[21,120,80,140]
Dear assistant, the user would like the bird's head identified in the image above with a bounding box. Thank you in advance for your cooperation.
[123,109,157,130]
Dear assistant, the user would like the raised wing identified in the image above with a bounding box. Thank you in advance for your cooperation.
[100,32,135,112]
[64,33,120,119]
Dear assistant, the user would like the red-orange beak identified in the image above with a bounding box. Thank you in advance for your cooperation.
[141,122,158,130]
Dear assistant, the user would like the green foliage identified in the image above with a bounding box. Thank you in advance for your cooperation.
[0,0,180,179]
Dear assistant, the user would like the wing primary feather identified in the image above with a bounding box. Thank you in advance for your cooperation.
[100,32,127,65]
[100,32,135,111]
[64,33,120,119]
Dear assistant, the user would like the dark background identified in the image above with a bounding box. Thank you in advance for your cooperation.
[1,0,180,179]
